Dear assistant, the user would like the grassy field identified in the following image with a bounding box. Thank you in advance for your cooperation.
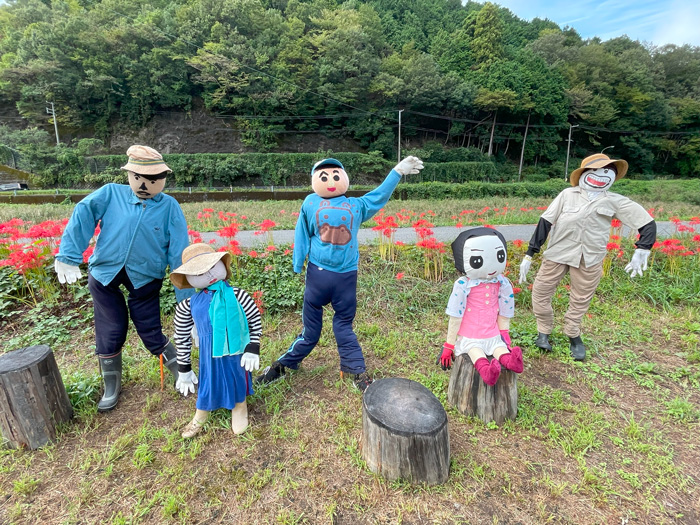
[1,201,700,524]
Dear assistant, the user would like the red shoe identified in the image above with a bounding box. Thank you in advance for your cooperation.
[473,357,501,386]
[499,346,523,373]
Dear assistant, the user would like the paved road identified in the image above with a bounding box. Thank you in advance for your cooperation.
[200,221,676,248]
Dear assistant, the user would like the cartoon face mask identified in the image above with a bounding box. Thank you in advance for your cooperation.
[128,171,167,199]
[311,166,349,198]
[460,235,507,281]
[186,261,228,289]
[578,165,616,192]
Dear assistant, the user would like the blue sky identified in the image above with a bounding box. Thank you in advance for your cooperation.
[492,0,700,46]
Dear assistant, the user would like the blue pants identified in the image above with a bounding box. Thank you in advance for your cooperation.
[88,267,168,357]
[279,263,365,374]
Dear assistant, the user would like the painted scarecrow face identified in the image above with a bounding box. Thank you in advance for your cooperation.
[579,165,616,192]
[461,235,507,281]
[186,261,227,289]
[128,171,167,199]
[311,166,349,198]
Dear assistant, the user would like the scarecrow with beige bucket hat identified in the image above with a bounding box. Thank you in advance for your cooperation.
[170,244,262,437]
[518,152,657,361]
[55,145,192,412]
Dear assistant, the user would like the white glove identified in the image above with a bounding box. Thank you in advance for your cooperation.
[54,259,83,284]
[393,156,424,176]
[518,255,532,284]
[240,352,260,372]
[175,370,198,396]
[625,249,650,278]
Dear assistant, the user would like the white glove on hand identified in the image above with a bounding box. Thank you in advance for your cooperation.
[240,352,260,372]
[175,370,198,396]
[393,156,424,176]
[518,255,532,284]
[54,259,83,284]
[625,249,650,278]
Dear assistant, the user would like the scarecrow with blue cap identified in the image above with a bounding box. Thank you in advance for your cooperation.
[256,156,423,391]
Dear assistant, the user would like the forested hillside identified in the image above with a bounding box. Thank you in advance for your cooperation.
[1,0,699,176]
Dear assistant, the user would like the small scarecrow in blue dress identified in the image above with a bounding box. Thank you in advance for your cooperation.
[170,244,262,438]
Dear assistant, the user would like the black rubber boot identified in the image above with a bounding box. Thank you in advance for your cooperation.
[254,361,286,385]
[159,340,179,384]
[569,336,586,361]
[535,332,552,352]
[97,352,122,412]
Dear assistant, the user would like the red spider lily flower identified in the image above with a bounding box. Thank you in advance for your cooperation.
[396,272,404,280]
[616,250,625,259]
[681,251,694,256]
[280,209,286,215]
[455,222,463,228]
[258,219,277,231]
[512,287,521,294]
[485,224,495,229]
[252,290,264,314]
[609,235,620,241]
[223,240,242,256]
[82,245,94,263]
[652,241,662,249]
[670,216,681,224]
[264,265,273,272]
[291,212,299,218]
[266,245,277,252]
[248,250,259,258]
[208,239,217,244]
[677,224,695,233]
[693,235,700,242]
[395,241,405,246]
[647,208,655,217]
[611,219,622,228]
[218,224,240,239]
[283,249,292,255]
[606,242,620,251]
[241,215,248,220]
[536,206,547,211]
[512,239,524,248]
[690,216,700,226]
[203,208,214,213]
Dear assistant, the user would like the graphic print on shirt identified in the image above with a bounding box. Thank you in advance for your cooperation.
[315,200,355,246]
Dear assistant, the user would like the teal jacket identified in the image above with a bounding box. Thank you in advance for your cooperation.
[293,169,401,273]
[57,184,192,301]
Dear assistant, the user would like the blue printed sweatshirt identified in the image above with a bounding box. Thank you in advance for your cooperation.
[293,169,402,273]
[56,184,193,302]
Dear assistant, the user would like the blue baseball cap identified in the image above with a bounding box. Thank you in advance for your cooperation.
[311,158,345,177]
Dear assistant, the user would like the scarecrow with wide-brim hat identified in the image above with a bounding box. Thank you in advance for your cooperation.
[518,152,656,361]
[55,145,193,412]
[170,243,262,438]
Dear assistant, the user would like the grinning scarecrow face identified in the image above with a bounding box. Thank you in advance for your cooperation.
[128,171,167,199]
[578,165,616,193]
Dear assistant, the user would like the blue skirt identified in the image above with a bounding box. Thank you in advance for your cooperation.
[191,289,253,411]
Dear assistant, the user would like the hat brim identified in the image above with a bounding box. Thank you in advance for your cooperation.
[170,251,232,289]
[570,159,628,187]
[121,161,172,175]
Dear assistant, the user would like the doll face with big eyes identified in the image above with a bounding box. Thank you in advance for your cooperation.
[311,166,349,198]
[185,261,227,289]
[579,165,616,192]
[462,235,507,280]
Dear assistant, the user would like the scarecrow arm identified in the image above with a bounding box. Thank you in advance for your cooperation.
[234,287,262,353]
[635,220,656,250]
[173,298,194,373]
[525,218,552,257]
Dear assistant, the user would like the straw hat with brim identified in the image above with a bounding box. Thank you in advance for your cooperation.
[170,244,232,289]
[569,153,628,187]
[121,145,172,176]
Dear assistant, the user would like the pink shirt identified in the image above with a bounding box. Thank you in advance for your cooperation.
[445,275,515,339]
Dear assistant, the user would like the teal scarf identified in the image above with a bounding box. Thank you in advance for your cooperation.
[207,281,250,358]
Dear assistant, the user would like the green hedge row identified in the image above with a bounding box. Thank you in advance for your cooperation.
[82,153,498,188]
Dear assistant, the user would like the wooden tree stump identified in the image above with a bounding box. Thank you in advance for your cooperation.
[362,377,449,485]
[0,345,73,449]
[447,354,517,425]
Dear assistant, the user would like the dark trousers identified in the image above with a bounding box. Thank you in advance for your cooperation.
[88,267,167,357]
[279,263,365,374]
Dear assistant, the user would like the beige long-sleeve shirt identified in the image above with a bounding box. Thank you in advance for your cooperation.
[540,186,653,268]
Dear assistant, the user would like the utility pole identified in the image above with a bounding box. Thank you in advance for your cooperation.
[46,102,60,145]
[564,123,579,181]
[397,109,404,163]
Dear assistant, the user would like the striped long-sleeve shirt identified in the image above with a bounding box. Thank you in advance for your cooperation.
[173,286,262,373]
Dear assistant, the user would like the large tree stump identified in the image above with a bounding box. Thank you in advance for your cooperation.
[362,378,449,485]
[0,345,73,449]
[448,354,517,425]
